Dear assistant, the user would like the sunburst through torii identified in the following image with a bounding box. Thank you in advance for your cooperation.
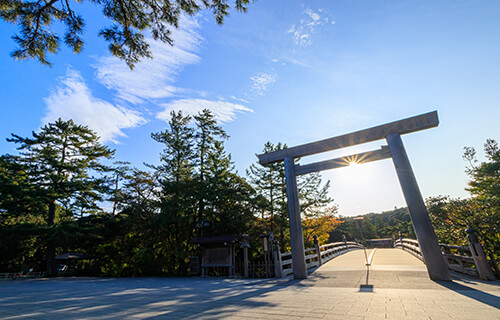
[257,110,451,282]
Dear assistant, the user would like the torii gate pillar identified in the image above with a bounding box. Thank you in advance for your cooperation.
[386,133,451,281]
[284,157,308,279]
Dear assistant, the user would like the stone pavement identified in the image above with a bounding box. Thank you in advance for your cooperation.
[1,249,499,319]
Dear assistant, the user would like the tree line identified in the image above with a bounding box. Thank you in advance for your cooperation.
[0,109,336,276]
[1,111,497,276]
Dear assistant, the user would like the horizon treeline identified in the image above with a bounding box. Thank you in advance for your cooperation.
[0,110,337,276]
[1,112,498,276]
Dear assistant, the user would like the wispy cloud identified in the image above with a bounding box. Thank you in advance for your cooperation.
[44,14,251,142]
[94,16,252,125]
[250,72,277,96]
[94,16,202,104]
[157,99,252,123]
[43,69,145,143]
[287,8,334,47]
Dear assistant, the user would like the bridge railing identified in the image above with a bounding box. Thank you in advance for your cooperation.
[439,244,478,277]
[393,238,423,260]
[395,239,480,277]
[394,230,496,280]
[278,240,364,278]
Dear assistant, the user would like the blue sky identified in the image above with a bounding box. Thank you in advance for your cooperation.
[1,0,499,216]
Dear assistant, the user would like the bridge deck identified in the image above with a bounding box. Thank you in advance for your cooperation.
[1,248,499,319]
[303,248,440,289]
[322,248,424,269]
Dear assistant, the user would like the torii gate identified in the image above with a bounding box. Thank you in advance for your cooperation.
[257,111,451,281]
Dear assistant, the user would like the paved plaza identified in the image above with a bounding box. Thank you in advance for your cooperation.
[1,249,499,319]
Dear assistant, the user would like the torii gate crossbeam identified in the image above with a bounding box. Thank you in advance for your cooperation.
[257,111,451,281]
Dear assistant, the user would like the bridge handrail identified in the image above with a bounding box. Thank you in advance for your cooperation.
[439,243,479,277]
[394,238,423,260]
[394,237,494,279]
[279,241,364,278]
[440,243,470,253]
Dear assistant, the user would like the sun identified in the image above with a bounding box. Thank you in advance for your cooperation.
[344,159,367,182]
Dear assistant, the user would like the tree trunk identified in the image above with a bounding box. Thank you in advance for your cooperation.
[46,200,57,277]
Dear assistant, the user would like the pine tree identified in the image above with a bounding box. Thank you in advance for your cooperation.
[246,142,288,245]
[151,110,198,274]
[0,155,45,225]
[193,109,228,222]
[1,0,252,68]
[7,118,114,276]
[204,140,256,235]
[247,141,336,250]
[150,109,257,274]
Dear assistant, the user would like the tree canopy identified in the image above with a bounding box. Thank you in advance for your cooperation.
[0,0,251,68]
[427,139,500,270]
[0,114,346,276]
[3,118,114,275]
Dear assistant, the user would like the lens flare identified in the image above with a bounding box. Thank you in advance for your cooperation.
[349,161,358,167]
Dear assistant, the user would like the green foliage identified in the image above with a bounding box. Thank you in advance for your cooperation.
[7,118,114,219]
[1,0,252,68]
[246,142,337,251]
[0,155,45,224]
[428,139,500,260]
[427,196,474,246]
[465,139,500,207]
[95,109,259,276]
[331,207,415,243]
[1,113,345,276]
[2,118,114,275]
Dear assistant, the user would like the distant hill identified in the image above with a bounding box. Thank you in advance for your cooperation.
[329,207,416,243]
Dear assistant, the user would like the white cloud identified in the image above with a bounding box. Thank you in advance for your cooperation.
[250,72,277,96]
[287,8,333,47]
[230,95,249,104]
[94,16,202,104]
[305,9,321,21]
[43,69,145,143]
[157,99,252,123]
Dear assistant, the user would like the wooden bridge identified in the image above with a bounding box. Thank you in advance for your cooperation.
[270,229,497,282]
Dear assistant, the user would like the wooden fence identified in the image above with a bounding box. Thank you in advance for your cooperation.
[0,272,45,280]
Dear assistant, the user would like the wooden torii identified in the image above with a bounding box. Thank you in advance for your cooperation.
[257,111,451,281]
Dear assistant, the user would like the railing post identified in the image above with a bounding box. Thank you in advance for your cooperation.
[399,231,403,250]
[273,240,283,278]
[466,228,495,281]
[342,235,347,251]
[314,235,322,266]
[240,238,250,278]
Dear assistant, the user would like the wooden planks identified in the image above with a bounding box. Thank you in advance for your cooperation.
[258,111,438,165]
[295,146,392,175]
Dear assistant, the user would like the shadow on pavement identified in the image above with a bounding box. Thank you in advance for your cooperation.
[436,272,500,310]
[0,277,299,319]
